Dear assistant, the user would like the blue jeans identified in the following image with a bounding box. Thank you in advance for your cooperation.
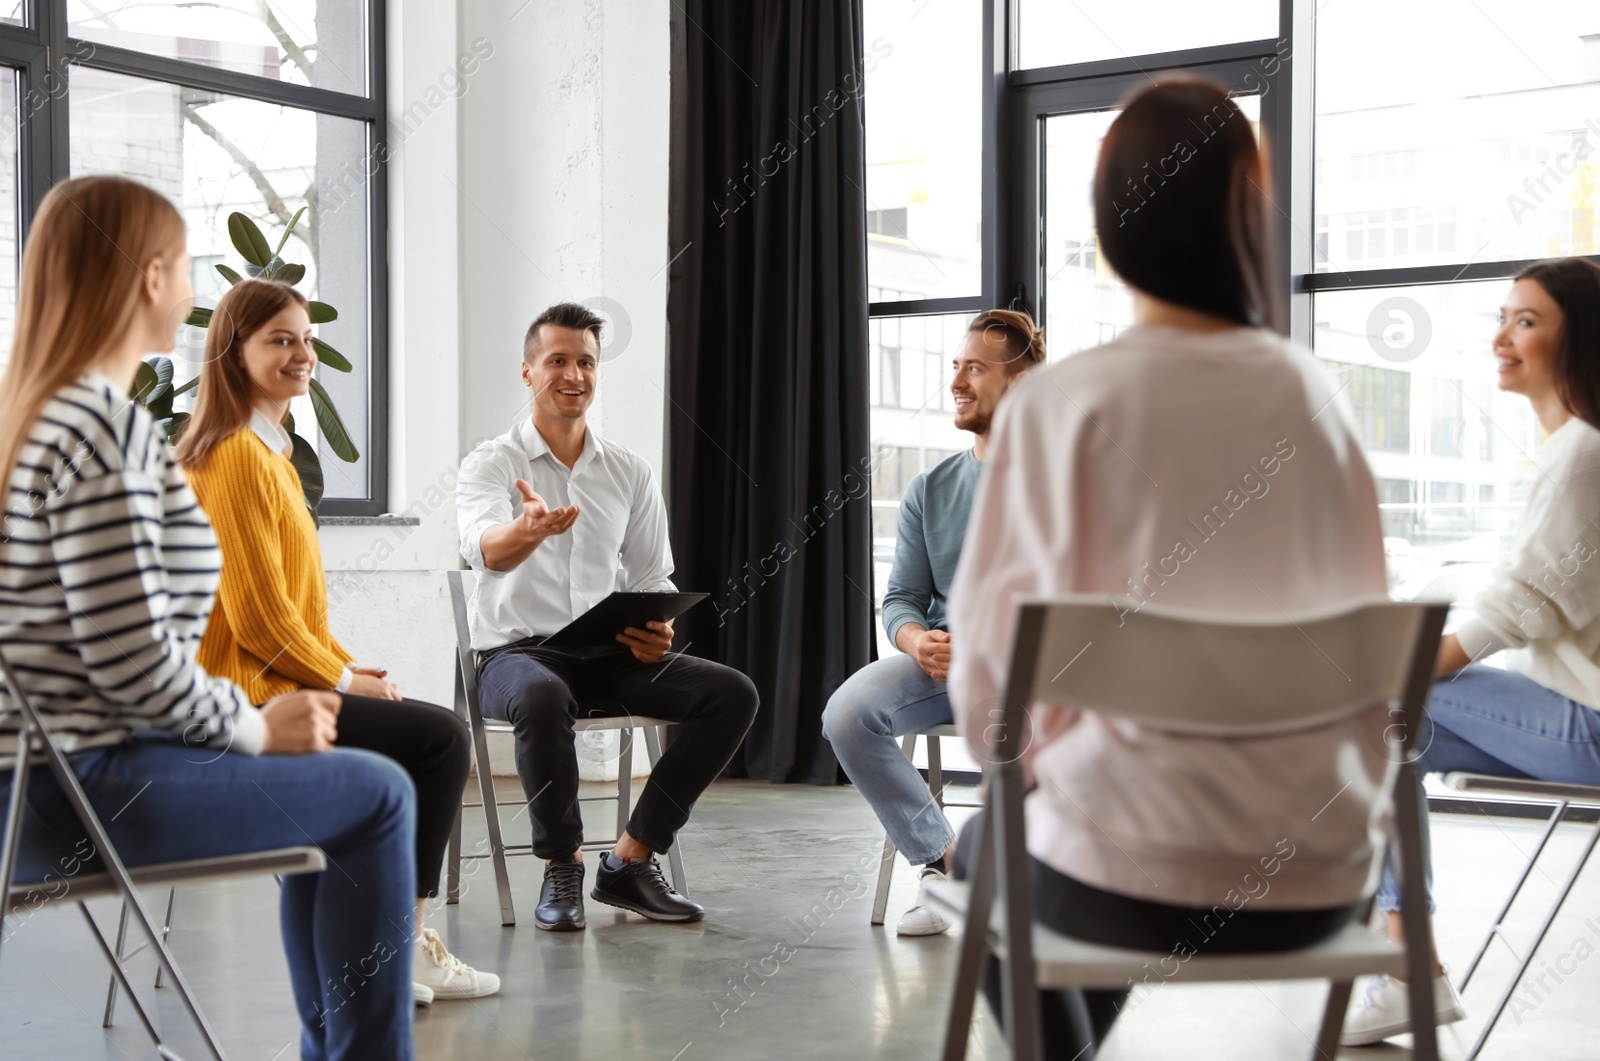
[1,734,417,1061]
[1377,665,1600,912]
[821,653,956,865]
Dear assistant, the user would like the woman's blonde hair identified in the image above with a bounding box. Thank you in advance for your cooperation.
[0,175,185,488]
[174,279,309,470]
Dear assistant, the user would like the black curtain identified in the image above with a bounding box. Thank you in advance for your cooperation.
[667,0,875,784]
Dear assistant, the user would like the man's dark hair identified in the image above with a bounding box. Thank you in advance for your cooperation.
[524,302,605,360]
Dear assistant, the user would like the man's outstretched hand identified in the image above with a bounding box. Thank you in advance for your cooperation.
[516,478,579,542]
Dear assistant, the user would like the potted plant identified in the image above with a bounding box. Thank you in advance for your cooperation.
[131,209,359,516]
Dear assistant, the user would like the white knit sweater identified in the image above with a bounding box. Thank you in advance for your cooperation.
[1455,416,1600,709]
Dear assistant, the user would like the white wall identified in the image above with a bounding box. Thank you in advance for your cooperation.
[316,0,671,776]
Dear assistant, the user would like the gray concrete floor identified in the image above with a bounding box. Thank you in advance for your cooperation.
[1,778,1596,1060]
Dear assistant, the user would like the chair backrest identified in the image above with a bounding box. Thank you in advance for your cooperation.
[445,569,480,713]
[998,595,1448,742]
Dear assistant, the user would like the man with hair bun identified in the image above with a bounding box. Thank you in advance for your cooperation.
[822,308,1043,937]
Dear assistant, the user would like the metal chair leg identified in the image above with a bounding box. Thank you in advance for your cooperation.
[446,804,462,905]
[1459,800,1566,992]
[644,728,687,895]
[461,655,515,927]
[1313,980,1354,1061]
[928,733,945,809]
[616,727,633,842]
[81,903,173,1056]
[153,887,176,989]
[1465,816,1600,1061]
[940,805,995,1061]
[102,899,132,1026]
[871,733,919,927]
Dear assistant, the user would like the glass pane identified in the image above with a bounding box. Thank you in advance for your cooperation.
[1043,96,1260,360]
[1020,0,1276,70]
[1315,0,1600,271]
[70,67,373,501]
[0,2,19,27]
[67,1,366,96]
[864,0,981,300]
[868,312,975,656]
[1312,281,1541,597]
[0,71,19,355]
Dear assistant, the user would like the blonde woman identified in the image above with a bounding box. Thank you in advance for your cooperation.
[0,175,416,1059]
[174,278,496,1005]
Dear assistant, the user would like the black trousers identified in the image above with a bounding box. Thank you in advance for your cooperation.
[334,694,470,899]
[475,640,759,859]
[952,814,1360,1059]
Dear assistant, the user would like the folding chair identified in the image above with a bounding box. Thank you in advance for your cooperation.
[870,723,983,926]
[927,596,1449,1061]
[1438,771,1600,1060]
[0,650,325,1061]
[444,569,686,927]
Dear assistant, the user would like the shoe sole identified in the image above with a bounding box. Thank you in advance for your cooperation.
[590,887,704,922]
[1339,1004,1467,1046]
[534,916,586,932]
[428,985,503,1001]
[896,921,952,937]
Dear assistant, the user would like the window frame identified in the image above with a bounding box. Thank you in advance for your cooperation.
[0,0,390,516]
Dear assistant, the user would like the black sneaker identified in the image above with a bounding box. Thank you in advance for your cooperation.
[536,857,586,931]
[591,853,704,922]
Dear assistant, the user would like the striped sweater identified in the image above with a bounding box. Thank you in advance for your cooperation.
[0,373,262,769]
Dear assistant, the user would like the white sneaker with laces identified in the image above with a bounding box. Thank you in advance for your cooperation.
[413,928,501,1001]
[1340,972,1466,1046]
[413,981,433,1007]
[896,866,952,937]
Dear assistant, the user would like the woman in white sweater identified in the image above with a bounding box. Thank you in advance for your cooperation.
[948,79,1394,1057]
[1343,257,1600,1045]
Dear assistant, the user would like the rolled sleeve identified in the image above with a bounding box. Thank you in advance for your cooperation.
[456,447,516,578]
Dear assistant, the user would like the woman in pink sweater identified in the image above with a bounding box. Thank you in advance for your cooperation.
[948,79,1391,1056]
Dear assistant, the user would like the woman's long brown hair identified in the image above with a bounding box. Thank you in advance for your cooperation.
[173,279,309,470]
[0,175,185,488]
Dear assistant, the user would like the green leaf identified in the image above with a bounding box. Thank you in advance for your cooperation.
[130,361,159,404]
[229,212,272,267]
[215,264,245,286]
[274,206,306,256]
[173,376,199,398]
[308,377,360,462]
[311,337,352,372]
[288,430,325,514]
[283,411,295,434]
[272,262,306,286]
[148,357,174,401]
[186,306,213,329]
[307,300,338,324]
[158,412,191,441]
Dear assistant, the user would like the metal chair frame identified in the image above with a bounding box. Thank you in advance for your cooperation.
[929,596,1450,1061]
[0,650,324,1061]
[869,723,982,926]
[1439,771,1600,1061]
[444,569,686,927]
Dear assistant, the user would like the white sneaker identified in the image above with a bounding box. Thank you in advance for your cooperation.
[1340,972,1466,1045]
[413,981,433,1007]
[896,866,952,937]
[413,928,501,1001]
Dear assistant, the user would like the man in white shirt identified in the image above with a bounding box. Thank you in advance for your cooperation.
[456,303,759,931]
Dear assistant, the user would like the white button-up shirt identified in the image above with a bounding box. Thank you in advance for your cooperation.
[456,418,676,650]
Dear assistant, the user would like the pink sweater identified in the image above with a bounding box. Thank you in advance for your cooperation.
[948,325,1391,910]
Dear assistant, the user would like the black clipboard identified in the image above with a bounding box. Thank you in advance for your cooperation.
[541,591,708,648]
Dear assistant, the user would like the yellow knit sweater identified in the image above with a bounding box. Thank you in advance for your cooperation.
[188,428,352,705]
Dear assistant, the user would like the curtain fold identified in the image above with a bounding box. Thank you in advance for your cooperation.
[667,0,875,784]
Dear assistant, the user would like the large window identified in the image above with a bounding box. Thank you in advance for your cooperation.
[1308,0,1583,587]
[0,2,387,514]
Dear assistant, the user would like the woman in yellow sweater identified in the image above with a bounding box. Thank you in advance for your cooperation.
[175,279,498,1006]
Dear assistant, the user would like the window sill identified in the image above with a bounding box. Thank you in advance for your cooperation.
[318,515,423,528]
